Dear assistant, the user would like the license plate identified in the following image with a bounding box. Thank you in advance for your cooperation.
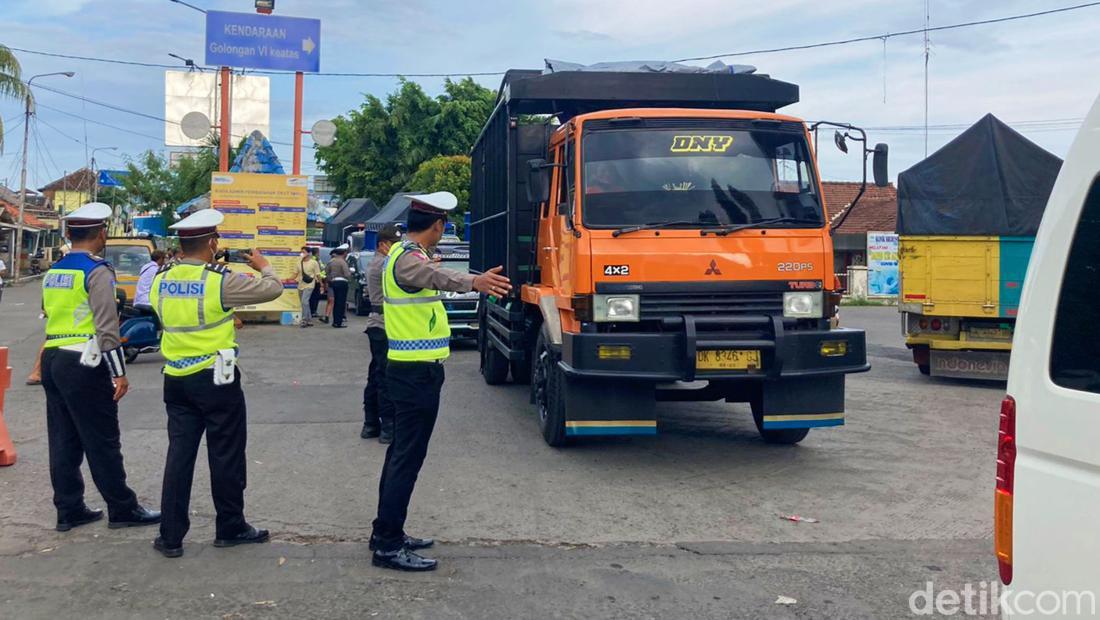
[969,327,1012,340]
[695,349,761,371]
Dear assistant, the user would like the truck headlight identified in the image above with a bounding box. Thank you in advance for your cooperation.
[593,294,640,322]
[783,291,823,318]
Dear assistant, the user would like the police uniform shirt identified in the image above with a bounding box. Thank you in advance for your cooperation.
[392,242,476,293]
[365,252,388,330]
[172,259,284,307]
[54,249,126,376]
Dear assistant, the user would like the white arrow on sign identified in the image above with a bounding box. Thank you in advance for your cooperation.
[302,37,316,55]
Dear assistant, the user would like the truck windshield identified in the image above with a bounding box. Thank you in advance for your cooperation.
[582,127,823,229]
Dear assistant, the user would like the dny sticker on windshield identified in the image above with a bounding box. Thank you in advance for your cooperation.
[669,135,734,154]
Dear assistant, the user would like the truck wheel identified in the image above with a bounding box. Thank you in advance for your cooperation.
[532,332,568,447]
[124,346,140,364]
[750,399,809,445]
[918,363,931,376]
[479,310,509,385]
[510,358,532,385]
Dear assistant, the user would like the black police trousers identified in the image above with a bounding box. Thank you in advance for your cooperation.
[363,327,394,432]
[371,360,444,552]
[41,348,139,520]
[330,281,348,327]
[159,369,249,545]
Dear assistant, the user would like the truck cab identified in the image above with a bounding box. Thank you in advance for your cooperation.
[471,68,886,446]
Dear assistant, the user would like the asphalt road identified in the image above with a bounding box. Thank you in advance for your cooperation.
[0,284,1004,618]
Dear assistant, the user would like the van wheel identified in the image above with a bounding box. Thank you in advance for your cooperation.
[750,399,809,445]
[532,332,568,447]
[479,311,509,385]
[124,347,140,364]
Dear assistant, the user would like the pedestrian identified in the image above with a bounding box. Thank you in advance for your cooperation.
[361,224,401,443]
[308,247,324,318]
[39,202,161,533]
[327,244,352,329]
[296,245,321,328]
[133,250,166,315]
[0,255,6,304]
[370,192,512,571]
[149,209,284,559]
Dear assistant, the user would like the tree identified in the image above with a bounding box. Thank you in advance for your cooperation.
[408,155,471,231]
[0,45,29,154]
[122,144,221,226]
[315,77,495,205]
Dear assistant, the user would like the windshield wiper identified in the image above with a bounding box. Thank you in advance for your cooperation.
[704,216,823,236]
[611,220,707,237]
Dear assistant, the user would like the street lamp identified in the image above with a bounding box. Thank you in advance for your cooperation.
[167,0,207,14]
[14,71,75,281]
[90,146,118,203]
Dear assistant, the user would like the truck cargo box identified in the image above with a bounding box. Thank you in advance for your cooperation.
[899,235,1033,318]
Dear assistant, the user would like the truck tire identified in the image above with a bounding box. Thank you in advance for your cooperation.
[510,358,531,385]
[479,309,509,385]
[750,399,810,445]
[532,331,568,447]
[918,363,931,376]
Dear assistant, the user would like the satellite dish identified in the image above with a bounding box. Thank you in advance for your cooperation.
[181,111,212,140]
[311,119,337,147]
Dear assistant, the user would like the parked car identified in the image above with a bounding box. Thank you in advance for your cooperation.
[436,243,478,340]
[349,251,375,316]
[997,90,1100,609]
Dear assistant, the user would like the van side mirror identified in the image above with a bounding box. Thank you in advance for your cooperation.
[526,159,551,204]
[872,143,889,187]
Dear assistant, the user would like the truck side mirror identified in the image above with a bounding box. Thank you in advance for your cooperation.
[872,143,889,187]
[526,159,551,204]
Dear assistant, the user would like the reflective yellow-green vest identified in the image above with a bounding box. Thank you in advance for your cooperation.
[150,263,236,376]
[383,241,450,361]
[42,252,109,349]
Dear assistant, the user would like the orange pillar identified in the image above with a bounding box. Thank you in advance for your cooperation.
[219,66,232,172]
[0,347,16,466]
[293,71,303,175]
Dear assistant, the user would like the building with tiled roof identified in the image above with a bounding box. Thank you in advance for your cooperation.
[822,181,898,272]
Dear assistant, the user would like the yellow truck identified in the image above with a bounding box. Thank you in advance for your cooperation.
[896,114,1062,380]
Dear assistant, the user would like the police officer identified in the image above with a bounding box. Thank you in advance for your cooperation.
[370,192,512,571]
[40,202,161,532]
[149,209,284,558]
[361,224,402,443]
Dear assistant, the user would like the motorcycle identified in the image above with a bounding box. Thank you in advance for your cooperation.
[117,291,161,363]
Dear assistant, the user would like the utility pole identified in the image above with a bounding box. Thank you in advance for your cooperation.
[923,0,931,158]
[14,71,74,281]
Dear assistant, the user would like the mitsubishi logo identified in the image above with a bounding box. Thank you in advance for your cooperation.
[705,259,722,276]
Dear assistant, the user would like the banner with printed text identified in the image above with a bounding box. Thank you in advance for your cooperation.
[867,231,900,297]
[210,172,307,313]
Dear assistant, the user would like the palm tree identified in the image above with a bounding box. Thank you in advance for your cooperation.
[0,44,29,154]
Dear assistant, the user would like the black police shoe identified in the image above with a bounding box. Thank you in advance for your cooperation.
[56,506,104,532]
[378,430,393,445]
[369,534,433,551]
[108,505,161,529]
[153,537,183,559]
[361,424,381,439]
[213,525,270,547]
[372,547,438,572]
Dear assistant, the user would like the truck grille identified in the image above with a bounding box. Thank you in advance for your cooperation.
[639,291,784,320]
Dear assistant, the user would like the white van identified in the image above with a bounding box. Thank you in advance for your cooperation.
[1000,92,1100,616]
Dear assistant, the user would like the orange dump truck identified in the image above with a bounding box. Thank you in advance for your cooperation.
[469,68,888,446]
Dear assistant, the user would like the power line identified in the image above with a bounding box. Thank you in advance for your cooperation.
[671,1,1100,62]
[13,2,1093,78]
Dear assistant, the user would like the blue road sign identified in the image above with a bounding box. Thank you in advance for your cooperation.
[97,170,129,188]
[205,10,320,73]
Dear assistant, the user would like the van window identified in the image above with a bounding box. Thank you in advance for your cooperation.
[1050,177,1100,394]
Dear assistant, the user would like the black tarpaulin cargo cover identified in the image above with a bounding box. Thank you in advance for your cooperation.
[896,114,1063,236]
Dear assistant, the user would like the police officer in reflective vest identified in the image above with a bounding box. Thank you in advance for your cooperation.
[149,209,283,558]
[40,202,161,532]
[370,192,512,571]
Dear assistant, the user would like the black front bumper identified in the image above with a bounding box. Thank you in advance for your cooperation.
[560,315,869,381]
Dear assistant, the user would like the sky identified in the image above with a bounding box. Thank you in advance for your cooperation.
[2,0,1098,194]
